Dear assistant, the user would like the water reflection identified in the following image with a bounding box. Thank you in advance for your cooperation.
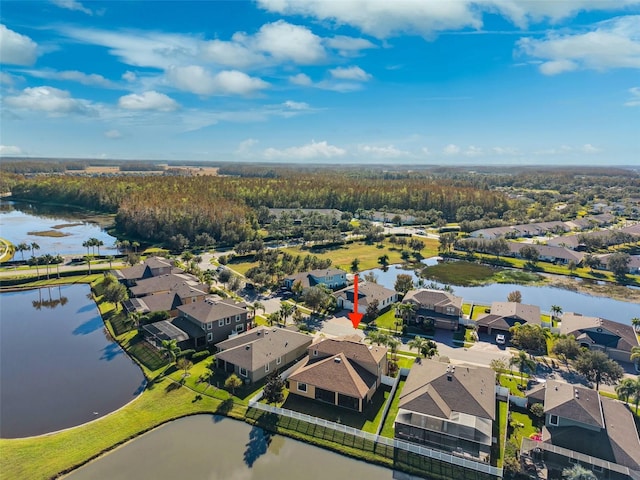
[30,286,69,310]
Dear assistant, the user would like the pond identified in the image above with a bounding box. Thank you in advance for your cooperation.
[0,285,145,438]
[0,200,118,260]
[64,415,396,480]
[361,263,640,324]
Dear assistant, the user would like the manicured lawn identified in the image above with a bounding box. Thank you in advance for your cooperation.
[493,400,508,467]
[380,379,405,437]
[509,409,539,449]
[394,355,415,370]
[0,378,245,480]
[499,376,527,397]
[374,309,401,331]
[461,303,472,316]
[281,385,391,433]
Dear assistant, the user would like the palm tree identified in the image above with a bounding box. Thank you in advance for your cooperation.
[253,301,265,317]
[550,305,562,320]
[30,242,40,258]
[95,239,104,256]
[510,350,536,386]
[367,331,390,346]
[408,336,438,358]
[631,377,640,413]
[279,302,295,325]
[132,241,140,253]
[225,373,243,394]
[106,255,114,269]
[396,302,416,330]
[615,378,636,403]
[632,317,640,333]
[161,339,181,364]
[42,253,54,280]
[16,242,29,261]
[28,256,40,278]
[387,337,400,360]
[631,346,640,371]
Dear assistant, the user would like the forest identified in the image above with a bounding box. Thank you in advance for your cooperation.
[1,161,639,250]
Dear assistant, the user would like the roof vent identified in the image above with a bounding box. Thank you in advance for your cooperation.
[575,389,579,399]
[334,357,342,363]
[447,374,453,381]
[257,331,262,335]
[245,345,251,350]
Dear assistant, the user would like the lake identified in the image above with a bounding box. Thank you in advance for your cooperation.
[0,285,145,438]
[362,264,640,323]
[0,200,118,260]
[64,415,397,480]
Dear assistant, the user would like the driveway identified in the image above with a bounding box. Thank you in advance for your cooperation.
[317,313,366,340]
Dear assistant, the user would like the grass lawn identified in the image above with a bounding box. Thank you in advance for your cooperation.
[499,376,527,397]
[374,309,401,331]
[461,303,472,316]
[0,378,245,480]
[493,401,508,467]
[508,409,539,449]
[394,356,415,370]
[380,379,405,437]
[281,385,391,433]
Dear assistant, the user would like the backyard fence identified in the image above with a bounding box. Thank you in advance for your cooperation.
[248,399,503,478]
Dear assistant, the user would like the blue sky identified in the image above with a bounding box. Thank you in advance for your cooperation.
[1,1,639,165]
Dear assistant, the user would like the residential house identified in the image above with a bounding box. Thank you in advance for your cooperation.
[522,381,640,479]
[560,313,639,365]
[596,253,640,275]
[123,282,209,316]
[394,360,496,462]
[334,282,398,315]
[283,268,347,291]
[401,289,462,331]
[112,256,177,286]
[287,337,387,412]
[507,242,585,265]
[176,298,250,348]
[215,326,312,384]
[476,302,541,336]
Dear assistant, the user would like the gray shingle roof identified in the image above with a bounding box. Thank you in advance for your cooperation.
[333,282,397,307]
[560,313,639,353]
[177,298,247,325]
[130,274,201,297]
[543,380,604,428]
[215,326,312,371]
[310,337,387,365]
[399,360,495,420]
[403,289,463,310]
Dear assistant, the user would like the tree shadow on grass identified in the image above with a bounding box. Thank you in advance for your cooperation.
[213,398,235,421]
[165,381,182,392]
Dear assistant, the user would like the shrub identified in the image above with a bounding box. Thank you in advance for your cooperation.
[177,349,195,359]
[192,350,211,362]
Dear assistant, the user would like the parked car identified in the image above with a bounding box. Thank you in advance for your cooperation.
[495,333,506,345]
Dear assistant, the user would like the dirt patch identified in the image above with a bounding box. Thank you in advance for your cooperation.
[544,274,640,304]
[27,230,71,238]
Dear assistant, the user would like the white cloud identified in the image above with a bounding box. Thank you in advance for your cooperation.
[24,69,117,88]
[358,144,409,158]
[421,147,430,155]
[264,140,346,160]
[202,36,267,69]
[5,86,94,115]
[235,138,258,155]
[257,0,640,37]
[289,73,312,86]
[122,71,137,82]
[582,143,602,154]
[325,35,377,56]
[166,66,269,96]
[255,20,326,64]
[0,71,22,85]
[464,145,484,157]
[60,27,200,69]
[443,144,461,155]
[491,146,520,155]
[50,0,92,15]
[283,100,310,110]
[517,16,640,75]
[329,66,372,81]
[625,86,640,106]
[0,145,23,156]
[118,90,179,111]
[104,129,122,139]
[0,25,38,66]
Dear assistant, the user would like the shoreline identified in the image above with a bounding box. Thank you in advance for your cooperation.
[542,273,640,304]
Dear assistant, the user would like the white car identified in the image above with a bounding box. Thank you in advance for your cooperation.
[495,334,506,345]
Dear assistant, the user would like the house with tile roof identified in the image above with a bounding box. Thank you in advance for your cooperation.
[394,360,496,462]
[215,326,312,384]
[401,289,462,331]
[287,337,387,412]
[560,313,639,365]
[476,301,541,336]
[334,282,398,315]
[283,268,347,291]
[176,298,250,348]
[523,381,640,479]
